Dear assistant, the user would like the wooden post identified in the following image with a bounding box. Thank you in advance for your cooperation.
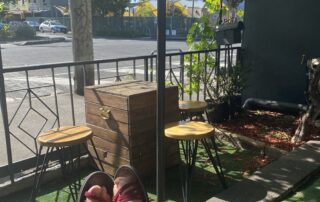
[69,0,95,95]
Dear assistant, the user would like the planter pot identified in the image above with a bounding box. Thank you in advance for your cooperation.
[228,94,242,119]
[206,94,242,123]
[206,99,229,123]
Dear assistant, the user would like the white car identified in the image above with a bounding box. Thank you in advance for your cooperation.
[39,20,68,33]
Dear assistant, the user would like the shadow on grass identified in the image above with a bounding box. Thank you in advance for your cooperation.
[0,141,263,202]
[144,142,258,202]
[0,168,95,202]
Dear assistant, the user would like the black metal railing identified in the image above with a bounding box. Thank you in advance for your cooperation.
[0,46,241,184]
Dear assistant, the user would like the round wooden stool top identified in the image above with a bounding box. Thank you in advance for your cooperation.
[37,125,93,147]
[179,100,207,113]
[165,121,214,140]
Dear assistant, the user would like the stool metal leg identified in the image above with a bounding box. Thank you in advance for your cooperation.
[57,147,77,202]
[83,139,105,172]
[210,137,225,177]
[68,146,79,200]
[30,146,50,202]
[201,138,227,189]
[76,144,82,191]
[180,140,199,202]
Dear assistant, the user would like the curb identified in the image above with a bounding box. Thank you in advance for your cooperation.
[16,37,66,46]
[207,140,320,202]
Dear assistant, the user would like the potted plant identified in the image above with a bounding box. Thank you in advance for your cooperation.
[184,1,248,123]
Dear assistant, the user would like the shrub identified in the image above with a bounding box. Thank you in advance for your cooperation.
[0,24,12,41]
[13,24,36,40]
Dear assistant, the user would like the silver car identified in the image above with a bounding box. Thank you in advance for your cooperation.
[39,20,68,33]
[24,20,40,31]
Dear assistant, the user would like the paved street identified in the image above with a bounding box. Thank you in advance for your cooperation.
[1,37,189,98]
[1,36,188,67]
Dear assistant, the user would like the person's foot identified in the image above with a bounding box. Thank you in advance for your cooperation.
[84,185,111,202]
[78,171,114,202]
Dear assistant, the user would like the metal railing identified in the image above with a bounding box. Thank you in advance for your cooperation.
[0,46,241,184]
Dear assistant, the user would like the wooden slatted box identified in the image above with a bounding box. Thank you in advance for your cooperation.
[84,81,180,177]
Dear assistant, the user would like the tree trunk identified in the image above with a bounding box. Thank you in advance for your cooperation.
[292,58,320,143]
[291,105,313,143]
[69,0,95,95]
[231,8,237,22]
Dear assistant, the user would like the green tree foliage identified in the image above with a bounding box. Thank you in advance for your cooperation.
[224,0,244,21]
[0,2,6,21]
[185,0,219,94]
[92,0,129,17]
[135,1,155,17]
[3,0,17,3]
[0,24,11,40]
[166,1,186,17]
[1,0,17,21]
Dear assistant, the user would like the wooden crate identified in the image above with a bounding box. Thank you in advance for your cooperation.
[84,81,180,177]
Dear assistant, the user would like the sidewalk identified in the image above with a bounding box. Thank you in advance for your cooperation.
[207,140,320,202]
[0,93,86,167]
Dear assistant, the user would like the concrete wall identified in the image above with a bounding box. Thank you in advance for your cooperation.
[242,0,320,104]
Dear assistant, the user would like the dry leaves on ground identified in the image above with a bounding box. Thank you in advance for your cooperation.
[218,110,320,151]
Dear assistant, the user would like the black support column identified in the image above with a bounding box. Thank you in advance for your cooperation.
[156,0,166,201]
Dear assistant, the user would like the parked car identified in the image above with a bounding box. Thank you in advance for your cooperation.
[24,20,40,31]
[39,20,68,33]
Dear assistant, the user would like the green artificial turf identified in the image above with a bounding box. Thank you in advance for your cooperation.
[283,172,320,202]
[0,140,262,202]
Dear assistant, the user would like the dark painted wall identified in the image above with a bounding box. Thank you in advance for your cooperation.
[242,0,320,104]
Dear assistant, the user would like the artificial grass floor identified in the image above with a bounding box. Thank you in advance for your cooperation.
[0,140,264,202]
[283,171,320,202]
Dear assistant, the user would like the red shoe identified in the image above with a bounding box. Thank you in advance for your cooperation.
[112,165,149,202]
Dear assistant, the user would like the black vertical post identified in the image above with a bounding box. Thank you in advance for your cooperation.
[219,0,223,25]
[144,58,149,81]
[157,0,166,201]
[0,46,14,183]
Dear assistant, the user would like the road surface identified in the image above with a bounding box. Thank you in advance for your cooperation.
[1,36,188,67]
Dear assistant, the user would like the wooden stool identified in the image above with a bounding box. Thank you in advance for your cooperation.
[179,100,207,121]
[165,121,226,202]
[30,125,104,202]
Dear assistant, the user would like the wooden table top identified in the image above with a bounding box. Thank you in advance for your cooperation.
[165,121,214,140]
[37,125,93,147]
[179,100,207,113]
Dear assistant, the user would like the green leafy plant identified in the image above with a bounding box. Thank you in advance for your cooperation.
[208,61,249,99]
[185,0,247,102]
[185,13,218,99]
[0,24,11,41]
